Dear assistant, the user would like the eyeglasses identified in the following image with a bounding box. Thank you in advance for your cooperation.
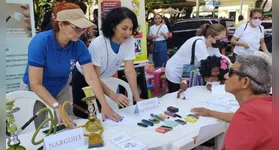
[252,17,262,20]
[69,24,86,33]
[228,67,262,85]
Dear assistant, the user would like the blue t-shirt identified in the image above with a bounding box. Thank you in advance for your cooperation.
[23,30,92,97]
[110,38,121,54]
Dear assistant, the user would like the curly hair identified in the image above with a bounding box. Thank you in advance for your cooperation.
[199,55,229,81]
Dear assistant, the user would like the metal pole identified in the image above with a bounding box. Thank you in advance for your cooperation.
[240,0,243,15]
[196,0,200,18]
[213,0,215,18]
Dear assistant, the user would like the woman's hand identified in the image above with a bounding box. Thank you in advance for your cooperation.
[112,93,129,107]
[180,82,188,91]
[177,89,184,98]
[206,84,212,91]
[153,34,159,39]
[55,105,76,126]
[101,105,122,122]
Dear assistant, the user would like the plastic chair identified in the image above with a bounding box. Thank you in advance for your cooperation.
[6,91,54,134]
[101,77,133,110]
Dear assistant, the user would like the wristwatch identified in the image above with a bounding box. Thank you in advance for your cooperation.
[52,102,60,110]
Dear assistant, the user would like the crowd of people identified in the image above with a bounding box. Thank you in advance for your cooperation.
[21,2,272,149]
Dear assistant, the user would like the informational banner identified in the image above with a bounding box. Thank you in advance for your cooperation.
[98,0,148,63]
[205,0,221,7]
[6,0,35,92]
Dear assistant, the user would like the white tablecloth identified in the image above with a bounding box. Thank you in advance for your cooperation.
[6,86,239,150]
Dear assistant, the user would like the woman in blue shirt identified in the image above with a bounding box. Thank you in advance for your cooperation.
[21,2,122,127]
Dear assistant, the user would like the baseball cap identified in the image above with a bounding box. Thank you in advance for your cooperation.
[56,9,93,28]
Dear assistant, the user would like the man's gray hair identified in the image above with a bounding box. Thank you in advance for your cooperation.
[236,55,272,94]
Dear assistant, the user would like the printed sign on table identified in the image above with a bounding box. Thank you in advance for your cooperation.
[134,97,159,115]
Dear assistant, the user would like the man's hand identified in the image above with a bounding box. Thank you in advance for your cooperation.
[191,107,212,117]
[112,93,129,107]
[101,105,122,122]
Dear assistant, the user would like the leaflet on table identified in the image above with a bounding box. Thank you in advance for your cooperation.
[196,122,226,143]
[97,112,137,126]
[200,95,239,112]
[134,97,160,115]
[111,132,148,150]
[211,85,226,95]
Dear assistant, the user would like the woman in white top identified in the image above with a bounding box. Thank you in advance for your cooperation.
[231,8,269,58]
[148,14,169,68]
[165,24,227,93]
[71,7,141,122]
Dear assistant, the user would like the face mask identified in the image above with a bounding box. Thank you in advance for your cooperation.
[252,19,262,26]
[212,39,224,48]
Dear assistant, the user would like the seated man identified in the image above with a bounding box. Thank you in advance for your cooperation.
[192,55,272,149]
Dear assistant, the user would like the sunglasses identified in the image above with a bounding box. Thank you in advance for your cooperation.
[228,67,262,85]
[69,24,86,33]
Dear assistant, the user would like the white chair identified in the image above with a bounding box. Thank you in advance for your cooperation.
[101,77,133,110]
[6,91,54,134]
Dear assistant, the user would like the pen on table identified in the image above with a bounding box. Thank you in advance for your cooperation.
[174,114,182,118]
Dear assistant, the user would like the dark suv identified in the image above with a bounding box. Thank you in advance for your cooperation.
[167,18,235,50]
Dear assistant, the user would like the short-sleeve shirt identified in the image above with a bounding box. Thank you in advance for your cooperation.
[22,30,91,97]
[222,96,272,150]
[149,24,169,41]
[165,36,209,83]
[76,35,136,78]
[233,23,264,55]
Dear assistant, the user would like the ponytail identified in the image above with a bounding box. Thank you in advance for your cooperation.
[196,24,225,38]
[196,24,210,36]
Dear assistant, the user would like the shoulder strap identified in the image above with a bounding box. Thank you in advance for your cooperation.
[156,24,163,34]
[259,25,262,33]
[244,22,248,31]
[238,22,248,40]
[190,38,202,65]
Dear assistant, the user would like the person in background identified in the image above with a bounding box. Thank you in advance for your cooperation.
[219,20,229,55]
[235,15,246,29]
[165,24,226,93]
[71,7,142,120]
[148,14,169,68]
[231,8,270,59]
[199,55,229,91]
[75,1,95,47]
[197,55,272,149]
[20,2,113,127]
[92,8,99,37]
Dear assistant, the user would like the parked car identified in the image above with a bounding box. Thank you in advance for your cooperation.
[261,20,272,52]
[167,18,235,51]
